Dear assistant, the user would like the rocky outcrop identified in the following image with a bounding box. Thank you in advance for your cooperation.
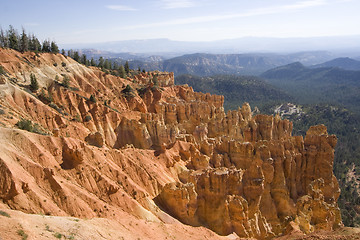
[85,132,104,147]
[0,48,342,239]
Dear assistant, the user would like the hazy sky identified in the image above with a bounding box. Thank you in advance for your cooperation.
[1,0,360,44]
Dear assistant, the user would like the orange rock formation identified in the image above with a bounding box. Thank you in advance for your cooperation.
[0,48,341,239]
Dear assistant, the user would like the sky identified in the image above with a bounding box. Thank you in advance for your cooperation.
[1,0,360,45]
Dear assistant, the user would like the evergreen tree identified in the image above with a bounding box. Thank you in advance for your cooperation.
[124,61,130,74]
[73,51,80,62]
[113,62,119,70]
[119,65,126,78]
[81,54,87,65]
[62,75,70,88]
[152,74,158,86]
[29,34,41,52]
[29,73,39,92]
[98,57,104,68]
[19,28,29,53]
[67,49,74,58]
[42,39,51,52]
[0,28,8,48]
[90,57,96,66]
[104,59,111,69]
[7,25,19,50]
[61,49,66,55]
[50,41,59,54]
[89,94,96,103]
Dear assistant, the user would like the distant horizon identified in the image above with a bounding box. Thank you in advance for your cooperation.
[58,35,360,55]
[60,34,360,45]
[2,0,360,45]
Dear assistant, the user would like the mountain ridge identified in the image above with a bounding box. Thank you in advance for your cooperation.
[61,35,360,54]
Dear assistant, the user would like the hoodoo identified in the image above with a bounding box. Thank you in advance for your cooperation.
[0,48,341,239]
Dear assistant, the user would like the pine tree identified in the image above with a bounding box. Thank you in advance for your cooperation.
[113,62,119,70]
[8,25,19,50]
[90,57,96,66]
[0,28,7,48]
[62,75,70,88]
[67,50,73,58]
[50,41,59,54]
[98,57,104,68]
[19,28,29,53]
[89,94,96,103]
[124,61,130,74]
[73,51,80,62]
[81,54,87,65]
[61,49,66,55]
[29,73,39,92]
[104,59,111,69]
[119,65,126,78]
[42,39,51,52]
[29,34,41,52]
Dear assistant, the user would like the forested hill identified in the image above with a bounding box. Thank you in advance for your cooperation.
[261,62,360,113]
[109,51,335,77]
[310,57,360,71]
[175,74,292,111]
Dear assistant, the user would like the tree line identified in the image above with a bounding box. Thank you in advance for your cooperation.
[0,26,140,78]
[0,25,59,53]
[66,49,135,78]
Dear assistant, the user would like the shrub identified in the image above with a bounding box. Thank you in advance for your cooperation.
[17,229,28,240]
[0,65,6,75]
[54,232,62,239]
[62,75,70,88]
[49,102,63,115]
[89,94,96,103]
[38,89,53,104]
[16,118,47,135]
[73,114,81,122]
[61,62,66,67]
[84,115,92,122]
[0,210,10,218]
[16,118,33,132]
[121,84,135,98]
[53,62,58,67]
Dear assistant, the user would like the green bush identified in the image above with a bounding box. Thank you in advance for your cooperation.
[54,232,62,239]
[16,118,33,132]
[16,118,47,135]
[121,84,135,98]
[0,65,6,75]
[62,75,70,88]
[0,210,10,218]
[17,229,28,240]
[89,94,96,103]
[84,115,92,122]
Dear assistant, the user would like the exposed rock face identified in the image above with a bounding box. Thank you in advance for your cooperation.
[0,48,342,239]
[85,132,104,147]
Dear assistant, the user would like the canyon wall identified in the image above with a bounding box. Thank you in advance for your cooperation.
[0,48,341,239]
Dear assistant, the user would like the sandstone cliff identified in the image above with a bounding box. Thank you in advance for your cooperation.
[0,48,341,239]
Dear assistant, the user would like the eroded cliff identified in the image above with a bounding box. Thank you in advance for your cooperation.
[0,48,341,239]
